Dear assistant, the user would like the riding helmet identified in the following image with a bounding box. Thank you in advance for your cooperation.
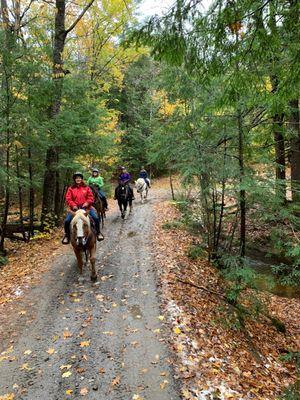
[73,171,84,180]
[92,168,99,173]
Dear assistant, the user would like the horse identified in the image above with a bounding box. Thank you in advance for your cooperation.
[89,184,105,228]
[70,209,97,282]
[115,183,132,219]
[135,178,149,203]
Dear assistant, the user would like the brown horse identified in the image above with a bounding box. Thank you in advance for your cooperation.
[70,210,97,282]
[89,184,105,228]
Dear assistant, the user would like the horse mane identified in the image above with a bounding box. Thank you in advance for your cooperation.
[71,209,90,228]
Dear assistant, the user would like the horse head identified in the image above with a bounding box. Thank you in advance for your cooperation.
[71,210,91,247]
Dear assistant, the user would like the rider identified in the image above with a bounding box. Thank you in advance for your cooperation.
[62,172,104,244]
[87,168,109,210]
[139,166,151,188]
[114,166,135,200]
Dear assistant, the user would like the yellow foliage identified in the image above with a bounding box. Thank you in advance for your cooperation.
[264,76,273,93]
[152,90,184,117]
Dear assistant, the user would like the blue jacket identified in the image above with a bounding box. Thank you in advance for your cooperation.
[139,170,148,179]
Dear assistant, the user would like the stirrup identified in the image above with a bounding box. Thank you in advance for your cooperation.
[62,235,70,245]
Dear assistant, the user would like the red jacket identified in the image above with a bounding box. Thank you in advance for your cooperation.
[65,183,94,210]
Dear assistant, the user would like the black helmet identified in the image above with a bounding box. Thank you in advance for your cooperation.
[73,171,84,180]
[92,168,99,173]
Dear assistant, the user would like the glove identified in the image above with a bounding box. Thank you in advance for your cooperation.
[73,206,78,211]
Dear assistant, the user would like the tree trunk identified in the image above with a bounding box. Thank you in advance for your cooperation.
[54,168,61,224]
[169,171,175,201]
[41,0,95,227]
[290,99,300,203]
[16,147,26,240]
[273,113,286,200]
[0,0,12,254]
[237,110,246,258]
[28,148,35,237]
[41,0,66,228]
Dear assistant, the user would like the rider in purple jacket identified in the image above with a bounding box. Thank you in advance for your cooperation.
[114,167,135,200]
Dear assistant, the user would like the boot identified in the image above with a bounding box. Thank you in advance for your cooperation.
[62,235,70,244]
[62,223,70,244]
[95,221,104,241]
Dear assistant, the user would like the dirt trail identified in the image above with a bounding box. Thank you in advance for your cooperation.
[0,187,180,400]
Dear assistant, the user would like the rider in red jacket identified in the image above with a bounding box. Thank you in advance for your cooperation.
[65,182,94,210]
[62,172,103,244]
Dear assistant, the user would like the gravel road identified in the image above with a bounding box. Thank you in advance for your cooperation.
[0,189,181,400]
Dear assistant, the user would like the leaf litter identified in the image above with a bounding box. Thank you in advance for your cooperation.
[152,200,299,399]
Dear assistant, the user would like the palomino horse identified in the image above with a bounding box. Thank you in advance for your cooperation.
[135,178,149,203]
[115,183,132,219]
[89,184,105,228]
[70,209,97,281]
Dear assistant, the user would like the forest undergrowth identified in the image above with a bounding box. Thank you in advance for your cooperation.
[153,200,299,399]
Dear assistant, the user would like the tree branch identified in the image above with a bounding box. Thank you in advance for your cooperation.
[65,0,95,35]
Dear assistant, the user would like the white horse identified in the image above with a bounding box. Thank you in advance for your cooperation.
[135,178,149,203]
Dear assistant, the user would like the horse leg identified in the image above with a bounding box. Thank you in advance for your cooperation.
[89,244,97,282]
[118,200,124,219]
[75,249,83,275]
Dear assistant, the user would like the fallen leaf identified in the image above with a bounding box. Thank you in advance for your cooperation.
[66,389,73,395]
[24,350,32,355]
[132,395,143,400]
[0,394,15,400]
[111,375,121,386]
[80,341,90,347]
[63,331,72,339]
[80,387,89,396]
[62,371,72,378]
[158,315,164,321]
[60,364,72,370]
[46,348,55,355]
[173,327,182,334]
[99,367,105,374]
[160,379,169,389]
[20,363,32,371]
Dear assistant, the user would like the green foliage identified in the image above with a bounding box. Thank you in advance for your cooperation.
[0,256,8,266]
[280,352,300,399]
[187,244,205,260]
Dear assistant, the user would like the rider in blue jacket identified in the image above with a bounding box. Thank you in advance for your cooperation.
[139,167,151,187]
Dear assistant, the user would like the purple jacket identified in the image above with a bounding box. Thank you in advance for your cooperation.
[119,172,131,183]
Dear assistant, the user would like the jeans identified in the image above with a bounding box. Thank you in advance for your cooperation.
[64,208,100,236]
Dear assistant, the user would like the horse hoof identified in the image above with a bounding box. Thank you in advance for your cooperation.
[91,275,97,282]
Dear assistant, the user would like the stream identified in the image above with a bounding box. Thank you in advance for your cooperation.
[245,249,300,299]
